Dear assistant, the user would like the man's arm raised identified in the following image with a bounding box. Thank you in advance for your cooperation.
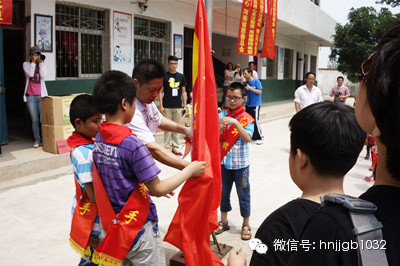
[159,117,192,140]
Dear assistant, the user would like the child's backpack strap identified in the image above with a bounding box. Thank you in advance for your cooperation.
[321,193,388,266]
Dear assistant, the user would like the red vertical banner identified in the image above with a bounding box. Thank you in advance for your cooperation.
[164,0,223,265]
[261,0,277,59]
[237,0,265,56]
[0,0,13,25]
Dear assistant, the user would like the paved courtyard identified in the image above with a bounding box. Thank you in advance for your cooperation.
[0,115,373,265]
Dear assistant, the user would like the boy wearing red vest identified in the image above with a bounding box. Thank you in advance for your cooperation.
[91,70,206,265]
[66,94,102,265]
[215,82,255,240]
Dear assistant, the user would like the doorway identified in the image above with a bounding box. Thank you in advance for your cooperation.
[4,29,29,140]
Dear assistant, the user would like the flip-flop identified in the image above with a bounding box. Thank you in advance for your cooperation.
[241,226,252,241]
[214,221,230,235]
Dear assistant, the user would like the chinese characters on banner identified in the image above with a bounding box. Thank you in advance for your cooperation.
[237,0,265,56]
[0,0,12,25]
[261,0,278,59]
[113,11,132,63]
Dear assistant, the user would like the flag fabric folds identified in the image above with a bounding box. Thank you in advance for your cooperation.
[261,0,278,59]
[164,0,223,265]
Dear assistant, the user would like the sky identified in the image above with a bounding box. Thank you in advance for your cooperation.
[318,0,400,68]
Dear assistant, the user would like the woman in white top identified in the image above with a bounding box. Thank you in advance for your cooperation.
[23,46,48,148]
[222,62,234,108]
[233,63,243,83]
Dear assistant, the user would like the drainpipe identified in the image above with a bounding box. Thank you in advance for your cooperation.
[205,0,213,48]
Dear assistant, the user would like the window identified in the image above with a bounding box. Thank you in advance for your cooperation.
[283,48,293,79]
[310,55,317,74]
[303,54,309,76]
[266,46,278,79]
[55,3,109,78]
[134,16,170,65]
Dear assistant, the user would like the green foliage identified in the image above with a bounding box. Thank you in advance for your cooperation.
[377,0,400,7]
[330,7,398,82]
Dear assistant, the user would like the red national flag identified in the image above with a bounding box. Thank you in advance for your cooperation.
[261,0,277,59]
[164,0,223,265]
[0,0,12,25]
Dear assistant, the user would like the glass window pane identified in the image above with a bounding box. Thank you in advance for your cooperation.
[56,31,78,77]
[81,34,103,74]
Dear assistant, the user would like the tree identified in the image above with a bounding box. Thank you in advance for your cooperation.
[330,7,398,82]
[377,0,400,7]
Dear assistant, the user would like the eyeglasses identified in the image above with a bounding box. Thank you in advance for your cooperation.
[357,53,375,81]
[226,96,243,102]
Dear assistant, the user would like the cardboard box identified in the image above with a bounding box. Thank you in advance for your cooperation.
[42,124,74,154]
[41,95,78,125]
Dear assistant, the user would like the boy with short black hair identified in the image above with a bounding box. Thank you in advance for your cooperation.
[215,82,255,240]
[91,70,206,265]
[67,94,102,266]
[249,101,366,265]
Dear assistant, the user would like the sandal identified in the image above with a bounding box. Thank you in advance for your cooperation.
[241,226,252,241]
[214,221,230,235]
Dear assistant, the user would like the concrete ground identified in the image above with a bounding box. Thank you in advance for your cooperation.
[0,98,372,266]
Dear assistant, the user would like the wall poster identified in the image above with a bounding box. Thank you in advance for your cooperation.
[113,11,132,63]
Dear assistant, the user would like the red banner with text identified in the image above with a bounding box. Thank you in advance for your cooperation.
[261,0,277,59]
[0,0,13,25]
[237,0,265,56]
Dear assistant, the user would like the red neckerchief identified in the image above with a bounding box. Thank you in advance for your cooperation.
[99,122,133,145]
[67,132,94,149]
[220,106,254,160]
[227,105,245,118]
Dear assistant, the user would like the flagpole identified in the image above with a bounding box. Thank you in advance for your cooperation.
[205,0,213,48]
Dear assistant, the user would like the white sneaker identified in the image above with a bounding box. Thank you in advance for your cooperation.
[255,140,263,145]
[33,141,40,148]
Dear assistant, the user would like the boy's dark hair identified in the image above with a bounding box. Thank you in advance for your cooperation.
[93,70,136,115]
[243,68,253,75]
[305,72,316,79]
[168,55,178,62]
[337,76,344,81]
[70,94,100,128]
[365,19,400,179]
[132,59,165,85]
[289,101,366,177]
[227,82,246,97]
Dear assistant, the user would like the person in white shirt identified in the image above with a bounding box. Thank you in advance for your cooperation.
[294,72,323,112]
[126,59,191,170]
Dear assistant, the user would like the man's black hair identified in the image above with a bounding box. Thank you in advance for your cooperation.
[305,72,316,79]
[365,19,400,179]
[168,55,178,62]
[243,68,253,75]
[337,76,344,81]
[248,61,255,66]
[93,70,136,115]
[289,101,366,177]
[227,82,246,97]
[69,94,100,128]
[132,59,165,85]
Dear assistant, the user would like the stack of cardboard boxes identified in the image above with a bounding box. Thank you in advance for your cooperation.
[41,95,78,154]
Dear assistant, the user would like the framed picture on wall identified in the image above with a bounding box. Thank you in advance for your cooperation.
[174,34,183,59]
[34,14,53,53]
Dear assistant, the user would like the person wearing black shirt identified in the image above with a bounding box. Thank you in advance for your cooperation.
[159,55,188,156]
[289,20,400,266]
